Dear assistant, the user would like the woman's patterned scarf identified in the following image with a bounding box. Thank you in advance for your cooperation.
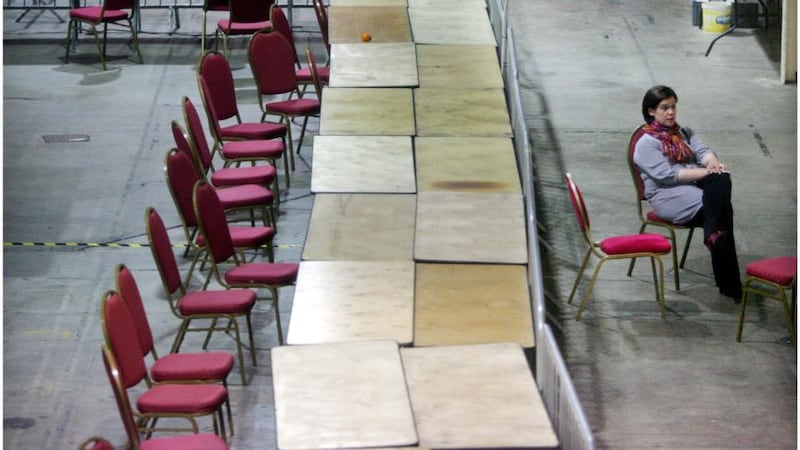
[643,122,694,163]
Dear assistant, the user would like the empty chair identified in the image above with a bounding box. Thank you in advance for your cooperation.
[163,148,277,283]
[65,0,143,71]
[182,96,289,190]
[145,207,258,385]
[172,118,281,214]
[197,51,292,170]
[115,263,236,431]
[193,181,299,345]
[737,256,797,346]
[100,290,229,439]
[248,31,321,156]
[101,346,229,450]
[270,4,330,93]
[215,0,275,56]
[626,124,700,290]
[565,173,672,320]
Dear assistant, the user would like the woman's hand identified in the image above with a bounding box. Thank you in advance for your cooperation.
[705,160,729,174]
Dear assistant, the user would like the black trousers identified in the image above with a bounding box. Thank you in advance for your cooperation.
[689,173,742,295]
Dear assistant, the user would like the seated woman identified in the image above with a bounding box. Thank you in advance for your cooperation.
[633,85,742,301]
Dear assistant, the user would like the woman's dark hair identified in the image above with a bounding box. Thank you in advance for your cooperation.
[642,85,678,123]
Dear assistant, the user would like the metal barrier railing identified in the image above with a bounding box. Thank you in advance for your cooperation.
[500,7,595,450]
[536,325,596,450]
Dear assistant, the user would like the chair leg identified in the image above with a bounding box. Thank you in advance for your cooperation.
[736,279,753,342]
[65,19,75,63]
[576,259,607,321]
[203,317,219,349]
[295,115,310,152]
[651,256,666,318]
[127,17,143,64]
[222,380,234,436]
[246,312,257,367]
[568,249,593,305]
[171,319,191,353]
[778,289,796,348]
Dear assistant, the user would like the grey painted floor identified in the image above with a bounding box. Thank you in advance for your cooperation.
[3,1,797,449]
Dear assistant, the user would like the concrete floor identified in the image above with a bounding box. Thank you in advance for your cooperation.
[3,0,797,449]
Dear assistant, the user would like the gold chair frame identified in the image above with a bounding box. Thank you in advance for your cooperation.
[736,271,797,348]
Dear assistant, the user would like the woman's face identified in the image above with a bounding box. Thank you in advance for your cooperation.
[648,97,677,127]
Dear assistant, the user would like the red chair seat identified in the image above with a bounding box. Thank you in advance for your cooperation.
[196,225,275,249]
[216,184,274,209]
[141,433,228,450]
[297,65,330,83]
[746,256,797,286]
[150,352,235,383]
[178,289,257,316]
[224,262,299,285]
[69,6,128,21]
[600,233,672,255]
[136,383,227,414]
[217,19,271,34]
[220,122,286,140]
[211,165,276,187]
[222,139,285,160]
[265,98,320,116]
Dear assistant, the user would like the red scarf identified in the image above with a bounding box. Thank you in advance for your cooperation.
[643,122,694,163]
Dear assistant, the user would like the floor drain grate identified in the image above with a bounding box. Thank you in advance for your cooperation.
[42,134,90,143]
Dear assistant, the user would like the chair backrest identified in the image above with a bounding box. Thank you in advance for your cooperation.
[114,264,157,359]
[101,346,142,449]
[203,0,228,12]
[626,125,650,222]
[248,31,299,97]
[100,290,148,389]
[182,96,216,175]
[270,5,300,67]
[193,181,237,265]
[165,148,202,230]
[228,0,273,24]
[198,52,240,124]
[311,0,330,54]
[103,0,137,12]
[305,47,324,101]
[172,120,208,179]
[564,173,593,245]
[145,207,186,299]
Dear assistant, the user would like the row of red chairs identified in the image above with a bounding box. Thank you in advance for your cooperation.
[79,11,331,446]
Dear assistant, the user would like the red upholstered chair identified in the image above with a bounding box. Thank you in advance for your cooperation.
[172,119,281,217]
[197,51,292,170]
[115,263,236,433]
[737,256,797,346]
[627,124,701,290]
[248,31,321,157]
[193,181,299,345]
[65,0,143,71]
[215,0,274,56]
[182,96,289,190]
[270,5,330,94]
[145,208,259,385]
[565,173,672,320]
[163,149,276,284]
[101,346,230,450]
[100,291,229,440]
